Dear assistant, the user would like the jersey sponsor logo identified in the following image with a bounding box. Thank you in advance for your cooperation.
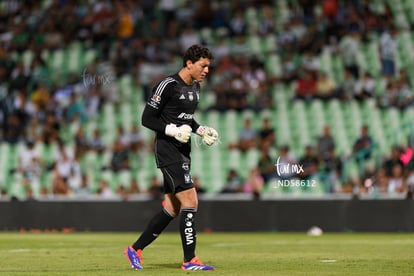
[182,162,189,171]
[152,94,161,102]
[184,174,191,183]
[179,94,186,100]
[178,112,193,119]
[184,227,194,245]
[184,213,194,245]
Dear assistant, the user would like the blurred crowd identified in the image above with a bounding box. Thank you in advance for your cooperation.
[0,0,413,200]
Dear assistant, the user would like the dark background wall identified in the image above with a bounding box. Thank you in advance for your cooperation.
[1,200,413,232]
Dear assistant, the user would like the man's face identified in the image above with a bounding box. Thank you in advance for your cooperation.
[188,58,210,82]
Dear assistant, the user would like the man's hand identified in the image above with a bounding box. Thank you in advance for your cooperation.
[196,126,219,146]
[165,124,192,143]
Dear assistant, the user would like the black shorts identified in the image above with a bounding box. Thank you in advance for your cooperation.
[160,161,194,194]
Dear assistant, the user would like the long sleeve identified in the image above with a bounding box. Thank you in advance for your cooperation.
[141,77,176,133]
[141,104,166,133]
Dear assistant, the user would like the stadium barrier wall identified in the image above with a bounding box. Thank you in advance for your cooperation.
[1,199,413,232]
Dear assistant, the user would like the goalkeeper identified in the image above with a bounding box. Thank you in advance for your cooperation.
[125,45,217,271]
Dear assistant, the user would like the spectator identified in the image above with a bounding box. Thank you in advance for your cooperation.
[128,178,141,194]
[66,92,86,124]
[354,72,375,101]
[257,144,276,185]
[229,9,247,37]
[116,185,129,201]
[73,173,92,197]
[405,168,414,196]
[3,113,24,144]
[382,146,404,177]
[31,83,51,113]
[377,81,398,109]
[336,69,357,101]
[352,125,374,170]
[258,5,275,35]
[147,175,163,200]
[298,145,319,181]
[370,167,389,194]
[394,77,413,110]
[300,50,320,73]
[42,112,61,145]
[18,140,42,192]
[51,147,75,195]
[89,128,106,155]
[379,25,398,79]
[279,52,299,84]
[320,148,343,193]
[316,125,335,160]
[84,85,102,119]
[226,67,249,111]
[109,139,130,172]
[337,30,360,79]
[128,124,145,153]
[193,176,206,194]
[243,167,264,200]
[315,72,336,101]
[74,126,89,160]
[179,24,201,53]
[228,117,257,153]
[221,169,244,193]
[387,164,406,194]
[258,117,275,149]
[24,187,36,201]
[293,70,316,102]
[116,4,134,46]
[97,179,115,199]
[379,78,413,110]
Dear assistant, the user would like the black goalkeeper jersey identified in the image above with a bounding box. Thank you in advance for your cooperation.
[141,73,201,168]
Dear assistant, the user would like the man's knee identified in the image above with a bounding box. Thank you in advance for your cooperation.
[176,188,198,208]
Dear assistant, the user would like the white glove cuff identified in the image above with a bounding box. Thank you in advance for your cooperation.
[165,124,177,137]
[196,126,208,136]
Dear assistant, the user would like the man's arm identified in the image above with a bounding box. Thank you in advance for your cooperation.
[141,105,166,133]
[190,119,201,133]
[141,78,175,133]
[141,78,192,144]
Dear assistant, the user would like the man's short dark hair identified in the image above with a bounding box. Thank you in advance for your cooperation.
[183,45,213,67]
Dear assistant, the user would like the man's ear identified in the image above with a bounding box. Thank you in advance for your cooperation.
[186,60,193,70]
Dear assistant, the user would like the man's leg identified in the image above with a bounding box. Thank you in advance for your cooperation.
[175,188,198,262]
[132,193,181,250]
[175,188,214,270]
[131,208,175,250]
[126,194,180,270]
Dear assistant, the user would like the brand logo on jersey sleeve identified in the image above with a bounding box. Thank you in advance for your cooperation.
[152,94,161,102]
[178,113,193,119]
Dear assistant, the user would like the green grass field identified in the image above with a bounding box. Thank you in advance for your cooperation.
[0,232,413,275]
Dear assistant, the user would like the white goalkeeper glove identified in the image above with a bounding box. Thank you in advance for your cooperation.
[165,124,192,143]
[196,126,219,146]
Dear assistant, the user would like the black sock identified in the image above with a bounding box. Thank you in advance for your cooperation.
[180,208,197,262]
[132,208,175,251]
